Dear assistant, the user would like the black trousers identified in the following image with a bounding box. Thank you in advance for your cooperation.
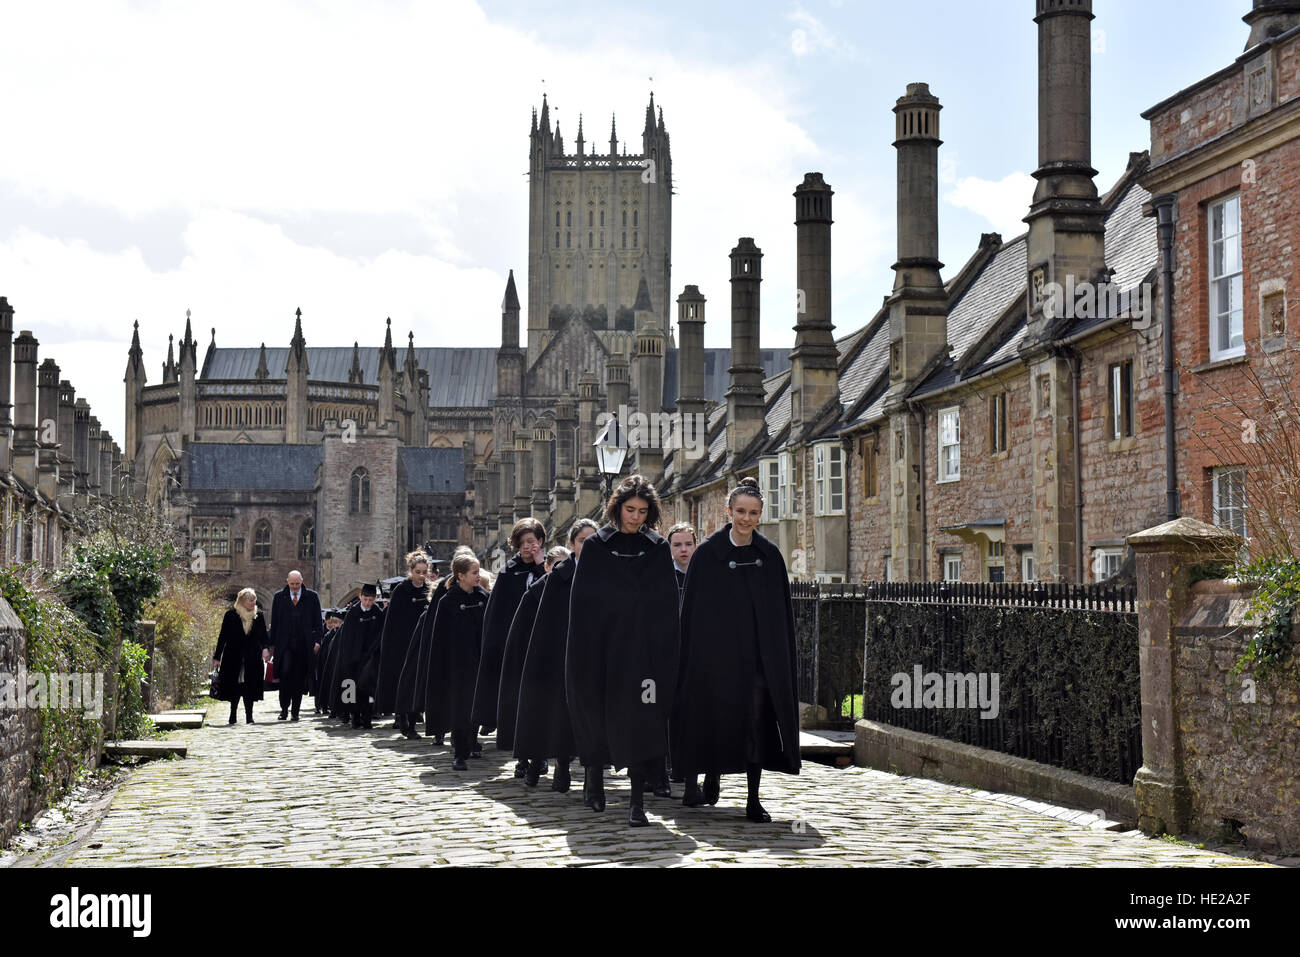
[451,727,474,760]
[228,690,256,719]
[279,689,304,717]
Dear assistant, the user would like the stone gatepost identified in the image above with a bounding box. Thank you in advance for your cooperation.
[1127,517,1240,837]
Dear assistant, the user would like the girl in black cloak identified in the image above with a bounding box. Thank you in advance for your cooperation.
[212,588,268,724]
[470,518,546,775]
[395,548,470,746]
[566,475,681,827]
[335,584,387,729]
[315,610,345,715]
[496,545,570,783]
[422,553,490,771]
[514,520,598,791]
[375,551,433,739]
[673,477,801,822]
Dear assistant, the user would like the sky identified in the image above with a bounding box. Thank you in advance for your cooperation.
[0,0,1255,439]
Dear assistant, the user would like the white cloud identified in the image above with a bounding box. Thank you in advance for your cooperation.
[944,171,1036,239]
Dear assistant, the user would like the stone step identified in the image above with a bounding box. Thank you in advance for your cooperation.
[151,714,204,729]
[800,730,855,761]
[102,741,188,760]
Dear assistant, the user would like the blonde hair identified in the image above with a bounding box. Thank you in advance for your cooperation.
[236,587,257,605]
[546,546,571,567]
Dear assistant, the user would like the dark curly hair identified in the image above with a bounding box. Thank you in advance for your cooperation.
[604,474,661,530]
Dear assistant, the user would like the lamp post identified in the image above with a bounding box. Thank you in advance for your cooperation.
[593,415,628,502]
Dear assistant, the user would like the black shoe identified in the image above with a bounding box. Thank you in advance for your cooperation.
[403,729,420,741]
[228,715,237,725]
[278,711,288,720]
[351,716,362,729]
[746,801,772,823]
[627,804,649,827]
[363,720,373,729]
[703,774,720,806]
[514,760,528,779]
[682,781,705,808]
[245,715,255,724]
[451,758,468,771]
[552,766,571,792]
[433,734,445,745]
[291,714,300,722]
[653,782,672,799]
[524,765,541,787]
[584,771,605,812]
[470,748,482,759]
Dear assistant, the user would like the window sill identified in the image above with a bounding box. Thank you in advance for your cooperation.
[990,449,1009,461]
[1192,354,1247,374]
[1108,436,1137,453]
[936,475,961,485]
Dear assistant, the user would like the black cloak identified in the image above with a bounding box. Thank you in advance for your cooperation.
[394,576,449,714]
[470,554,542,729]
[213,607,268,703]
[375,577,433,713]
[565,524,680,769]
[513,557,577,762]
[493,573,547,752]
[334,602,387,707]
[422,583,490,732]
[315,623,342,709]
[670,525,801,776]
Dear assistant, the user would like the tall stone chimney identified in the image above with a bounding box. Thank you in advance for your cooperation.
[1244,0,1300,49]
[12,331,39,487]
[790,173,839,432]
[725,239,766,466]
[575,371,603,517]
[0,298,14,474]
[87,416,103,497]
[57,380,76,502]
[674,286,708,467]
[495,445,515,542]
[606,349,630,418]
[37,358,60,499]
[513,431,533,521]
[531,424,554,524]
[551,398,577,531]
[74,398,91,497]
[99,430,115,500]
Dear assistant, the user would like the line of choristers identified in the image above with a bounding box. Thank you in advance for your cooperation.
[312,473,800,828]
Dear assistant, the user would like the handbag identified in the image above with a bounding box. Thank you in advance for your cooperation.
[265,658,276,684]
[208,667,221,699]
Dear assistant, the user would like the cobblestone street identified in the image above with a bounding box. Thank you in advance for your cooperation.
[52,700,1272,867]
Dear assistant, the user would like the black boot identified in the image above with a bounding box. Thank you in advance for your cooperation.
[245,703,255,724]
[682,776,705,808]
[552,759,571,793]
[524,759,542,787]
[514,759,528,779]
[627,771,649,827]
[229,702,238,724]
[583,765,605,812]
[745,765,770,823]
[653,757,672,798]
[703,772,721,806]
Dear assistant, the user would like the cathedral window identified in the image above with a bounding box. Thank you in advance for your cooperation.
[633,209,638,228]
[600,210,605,227]
[600,232,604,248]
[555,232,560,248]
[622,210,628,227]
[555,211,561,228]
[566,232,571,248]
[622,232,627,248]
[252,520,272,560]
[299,520,314,561]
[566,211,572,227]
[589,232,593,248]
[193,520,230,557]
[633,232,638,248]
[588,211,593,227]
[350,468,371,514]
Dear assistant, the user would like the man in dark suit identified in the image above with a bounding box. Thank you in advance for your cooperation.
[268,570,324,721]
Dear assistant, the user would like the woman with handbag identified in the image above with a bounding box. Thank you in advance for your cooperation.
[212,588,270,724]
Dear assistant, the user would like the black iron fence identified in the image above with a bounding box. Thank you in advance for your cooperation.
[791,580,1142,784]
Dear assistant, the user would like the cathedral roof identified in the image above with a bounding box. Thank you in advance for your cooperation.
[186,443,322,491]
[400,447,466,493]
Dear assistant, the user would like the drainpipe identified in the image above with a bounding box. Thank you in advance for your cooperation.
[908,399,929,582]
[1152,193,1180,521]
[842,435,853,580]
[1066,347,1085,582]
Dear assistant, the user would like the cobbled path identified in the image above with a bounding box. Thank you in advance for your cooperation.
[62,699,1270,867]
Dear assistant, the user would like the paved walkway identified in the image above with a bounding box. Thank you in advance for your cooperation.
[61,699,1269,867]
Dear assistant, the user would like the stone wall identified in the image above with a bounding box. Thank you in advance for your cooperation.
[1173,580,1300,851]
[0,598,41,847]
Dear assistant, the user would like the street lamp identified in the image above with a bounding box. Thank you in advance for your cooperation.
[593,415,629,500]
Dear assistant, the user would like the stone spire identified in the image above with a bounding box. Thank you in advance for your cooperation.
[348,341,364,384]
[285,308,309,443]
[255,342,269,381]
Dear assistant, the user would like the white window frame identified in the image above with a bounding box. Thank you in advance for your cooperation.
[938,407,961,483]
[1092,548,1123,582]
[1021,551,1036,583]
[778,450,798,519]
[884,556,893,582]
[760,457,780,523]
[813,442,845,516]
[1209,193,1244,361]
[943,554,962,582]
[1212,466,1247,539]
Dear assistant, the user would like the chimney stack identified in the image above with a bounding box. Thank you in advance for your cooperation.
[12,330,39,487]
[74,398,91,496]
[37,358,60,499]
[726,239,766,466]
[57,381,76,502]
[1244,0,1300,49]
[675,286,707,465]
[790,172,839,431]
[0,299,13,473]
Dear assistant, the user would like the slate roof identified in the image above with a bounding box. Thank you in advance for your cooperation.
[186,444,322,491]
[400,447,466,493]
[662,348,791,409]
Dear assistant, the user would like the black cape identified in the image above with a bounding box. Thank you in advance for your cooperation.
[514,558,577,761]
[422,584,489,732]
[315,624,342,709]
[470,554,542,729]
[213,607,268,703]
[334,602,386,707]
[494,573,547,751]
[671,525,801,776]
[375,577,432,713]
[394,576,450,714]
[565,525,680,769]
